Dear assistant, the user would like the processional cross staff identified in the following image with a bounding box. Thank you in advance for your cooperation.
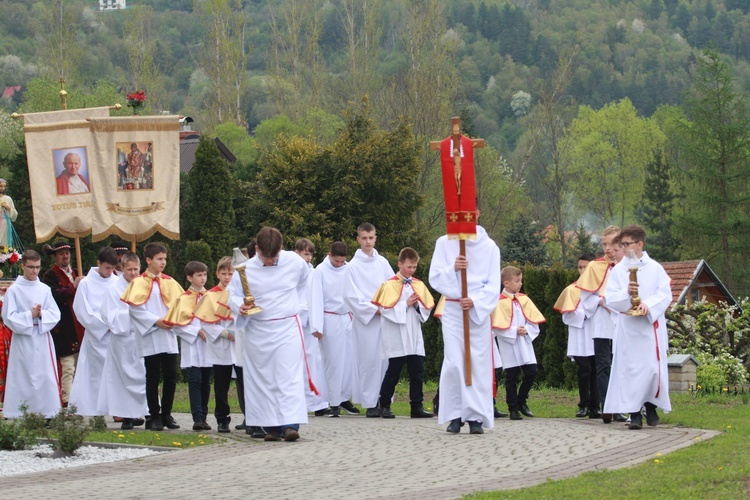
[430,117,485,386]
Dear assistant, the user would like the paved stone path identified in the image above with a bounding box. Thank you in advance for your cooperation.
[2,412,719,499]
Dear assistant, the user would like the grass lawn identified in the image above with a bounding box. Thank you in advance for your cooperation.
[87,429,217,449]
[464,389,750,499]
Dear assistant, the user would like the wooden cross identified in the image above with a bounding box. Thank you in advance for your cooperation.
[430,117,484,386]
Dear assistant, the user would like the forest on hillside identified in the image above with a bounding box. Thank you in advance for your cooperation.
[1,0,750,296]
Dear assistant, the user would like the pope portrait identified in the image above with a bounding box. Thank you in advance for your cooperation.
[56,151,90,195]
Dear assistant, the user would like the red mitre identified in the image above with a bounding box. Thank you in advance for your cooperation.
[440,135,477,239]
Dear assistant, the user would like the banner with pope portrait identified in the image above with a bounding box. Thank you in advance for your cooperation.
[21,107,112,242]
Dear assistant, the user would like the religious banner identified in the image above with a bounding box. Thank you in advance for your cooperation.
[88,115,180,242]
[21,107,112,242]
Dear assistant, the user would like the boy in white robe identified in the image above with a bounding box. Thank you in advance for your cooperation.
[164,261,209,431]
[554,253,600,418]
[310,242,354,418]
[492,266,546,421]
[604,225,672,429]
[372,247,435,419]
[2,250,62,418]
[429,225,500,434]
[227,227,312,442]
[97,252,147,430]
[343,223,395,417]
[69,247,119,416]
[121,242,184,431]
[576,225,626,424]
[295,238,329,415]
[195,257,236,433]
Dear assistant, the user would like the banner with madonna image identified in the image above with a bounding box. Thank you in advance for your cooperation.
[88,115,181,242]
[20,107,112,242]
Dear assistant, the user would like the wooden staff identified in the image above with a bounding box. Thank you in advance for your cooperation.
[73,235,83,277]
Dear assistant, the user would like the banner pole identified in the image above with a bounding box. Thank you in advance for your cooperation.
[131,235,137,253]
[74,236,83,277]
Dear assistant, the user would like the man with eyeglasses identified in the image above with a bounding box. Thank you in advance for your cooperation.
[576,225,627,424]
[602,225,672,429]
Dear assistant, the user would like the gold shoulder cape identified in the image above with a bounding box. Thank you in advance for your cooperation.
[121,273,185,308]
[553,283,581,313]
[575,259,613,293]
[371,275,435,310]
[434,296,446,318]
[491,291,546,330]
[194,285,232,324]
[164,288,204,327]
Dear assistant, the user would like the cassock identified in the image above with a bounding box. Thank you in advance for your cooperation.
[371,275,434,358]
[429,226,500,428]
[97,274,147,418]
[2,275,62,418]
[310,256,353,408]
[342,248,394,408]
[603,252,672,413]
[227,251,311,427]
[299,263,328,412]
[491,291,545,369]
[121,272,184,357]
[68,267,118,415]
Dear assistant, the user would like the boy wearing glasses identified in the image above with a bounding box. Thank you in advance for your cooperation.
[2,250,62,418]
[603,225,672,430]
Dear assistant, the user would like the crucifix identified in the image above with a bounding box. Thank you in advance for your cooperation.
[57,78,68,110]
[430,117,484,386]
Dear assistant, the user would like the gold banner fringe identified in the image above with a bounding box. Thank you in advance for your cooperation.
[89,122,180,133]
[36,226,92,243]
[91,224,180,243]
[24,121,92,133]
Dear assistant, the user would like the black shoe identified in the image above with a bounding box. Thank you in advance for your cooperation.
[576,407,589,418]
[410,406,434,418]
[329,406,340,418]
[381,406,396,419]
[520,404,535,417]
[193,421,204,431]
[509,410,523,420]
[340,401,360,414]
[446,418,462,434]
[235,421,247,430]
[494,407,509,418]
[644,403,660,427]
[217,422,230,433]
[314,408,331,416]
[615,413,629,422]
[602,413,613,424]
[589,408,602,419]
[149,416,164,431]
[468,421,484,434]
[121,419,135,430]
[163,415,180,430]
[249,426,267,438]
[366,406,381,418]
[202,420,212,431]
[629,412,643,430]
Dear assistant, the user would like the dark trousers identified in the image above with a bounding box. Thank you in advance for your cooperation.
[504,363,538,411]
[379,355,425,408]
[144,353,178,418]
[594,338,613,408]
[573,355,598,410]
[235,365,246,418]
[187,366,212,423]
[213,364,233,423]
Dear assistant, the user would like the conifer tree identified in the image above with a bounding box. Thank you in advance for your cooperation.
[502,213,548,266]
[635,152,679,262]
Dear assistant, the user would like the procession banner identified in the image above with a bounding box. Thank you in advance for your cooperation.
[88,115,181,242]
[22,107,112,242]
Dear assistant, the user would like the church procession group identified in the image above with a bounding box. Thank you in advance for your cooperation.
[0,220,672,441]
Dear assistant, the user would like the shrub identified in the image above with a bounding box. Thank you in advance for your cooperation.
[0,418,36,451]
[49,405,91,454]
